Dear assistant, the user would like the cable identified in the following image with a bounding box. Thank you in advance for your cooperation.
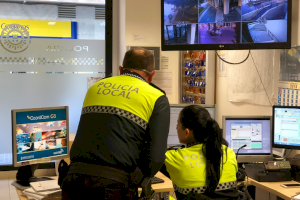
[249,51,273,107]
[215,50,250,65]
[240,168,253,200]
[281,149,293,160]
[236,144,247,160]
[8,172,11,200]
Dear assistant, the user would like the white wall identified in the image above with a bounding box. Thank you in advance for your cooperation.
[215,49,279,128]
[216,0,300,128]
[125,0,180,104]
[287,0,300,159]
[119,0,300,126]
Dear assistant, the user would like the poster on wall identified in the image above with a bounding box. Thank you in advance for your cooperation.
[227,50,275,106]
[280,47,300,82]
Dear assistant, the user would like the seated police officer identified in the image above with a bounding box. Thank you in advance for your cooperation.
[60,47,170,200]
[161,105,246,200]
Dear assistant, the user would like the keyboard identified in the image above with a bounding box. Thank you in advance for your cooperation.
[151,176,165,184]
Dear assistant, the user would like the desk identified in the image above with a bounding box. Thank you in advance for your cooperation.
[15,172,174,200]
[248,178,300,200]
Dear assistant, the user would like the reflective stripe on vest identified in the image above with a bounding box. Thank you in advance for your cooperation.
[173,181,237,194]
[82,75,164,129]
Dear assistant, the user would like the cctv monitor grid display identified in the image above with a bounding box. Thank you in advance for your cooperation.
[163,0,288,46]
[224,118,271,155]
[14,108,68,164]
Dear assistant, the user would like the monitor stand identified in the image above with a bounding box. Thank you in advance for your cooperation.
[273,154,284,160]
[12,164,55,190]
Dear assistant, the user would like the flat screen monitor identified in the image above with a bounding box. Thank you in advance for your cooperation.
[12,106,69,167]
[223,116,272,163]
[273,106,300,149]
[168,104,215,145]
[161,0,291,51]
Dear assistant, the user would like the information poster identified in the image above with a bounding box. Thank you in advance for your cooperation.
[280,47,300,82]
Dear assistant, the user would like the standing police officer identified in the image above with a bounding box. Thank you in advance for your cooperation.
[61,48,170,200]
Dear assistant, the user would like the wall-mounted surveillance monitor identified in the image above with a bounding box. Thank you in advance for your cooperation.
[161,0,292,51]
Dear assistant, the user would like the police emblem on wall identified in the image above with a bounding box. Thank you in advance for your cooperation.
[0,24,31,53]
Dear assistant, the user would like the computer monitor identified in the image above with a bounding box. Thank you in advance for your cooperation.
[223,116,272,163]
[12,106,69,185]
[273,106,300,150]
[168,104,215,146]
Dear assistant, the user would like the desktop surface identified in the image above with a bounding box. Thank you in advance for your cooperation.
[15,172,174,200]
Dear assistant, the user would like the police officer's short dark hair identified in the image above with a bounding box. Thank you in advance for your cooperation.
[122,47,154,75]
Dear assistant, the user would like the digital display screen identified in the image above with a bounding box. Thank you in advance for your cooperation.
[168,106,215,145]
[224,118,271,154]
[15,109,68,163]
[274,107,300,147]
[162,0,290,49]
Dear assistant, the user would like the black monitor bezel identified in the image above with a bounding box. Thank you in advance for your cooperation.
[161,0,292,51]
[272,105,300,150]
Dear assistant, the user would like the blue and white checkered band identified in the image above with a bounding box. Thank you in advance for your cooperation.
[82,106,148,130]
[122,71,147,82]
[173,181,237,195]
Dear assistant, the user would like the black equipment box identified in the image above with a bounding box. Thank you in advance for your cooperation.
[245,161,292,182]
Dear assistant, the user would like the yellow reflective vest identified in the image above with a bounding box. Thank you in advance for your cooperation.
[83,74,164,126]
[165,144,237,195]
[70,72,170,177]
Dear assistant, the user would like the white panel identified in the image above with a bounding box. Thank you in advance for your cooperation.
[167,136,180,146]
[27,0,105,4]
[0,3,105,40]
[0,1,107,160]
[0,39,106,73]
[0,3,58,20]
[76,6,96,40]
[0,73,104,154]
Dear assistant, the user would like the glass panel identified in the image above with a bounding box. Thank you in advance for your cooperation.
[0,2,106,165]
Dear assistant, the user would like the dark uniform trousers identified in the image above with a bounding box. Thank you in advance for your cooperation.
[61,173,138,200]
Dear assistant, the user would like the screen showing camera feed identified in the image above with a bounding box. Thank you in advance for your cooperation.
[163,0,288,45]
[15,109,68,163]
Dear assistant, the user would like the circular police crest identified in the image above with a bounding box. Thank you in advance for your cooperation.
[0,24,31,53]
